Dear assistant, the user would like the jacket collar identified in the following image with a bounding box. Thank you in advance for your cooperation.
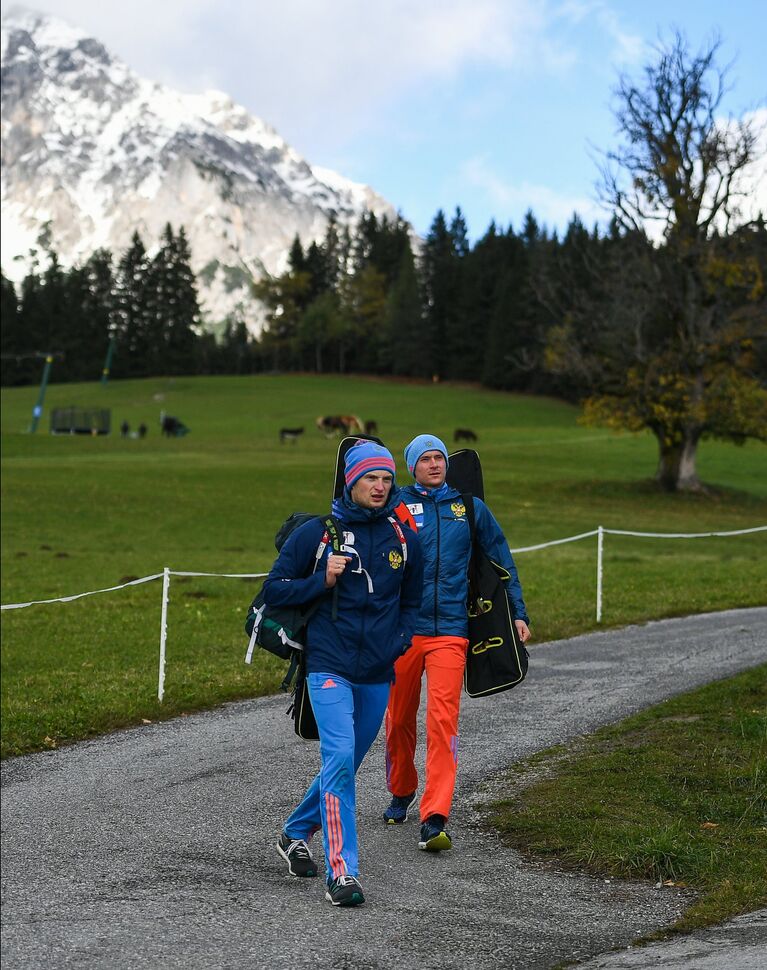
[404,481,461,502]
[331,486,403,523]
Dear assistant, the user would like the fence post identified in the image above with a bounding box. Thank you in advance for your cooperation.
[596,526,604,623]
[158,567,171,702]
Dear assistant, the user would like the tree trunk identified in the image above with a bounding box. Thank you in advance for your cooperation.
[654,431,703,492]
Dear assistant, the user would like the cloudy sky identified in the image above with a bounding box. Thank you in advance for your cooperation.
[17,0,767,238]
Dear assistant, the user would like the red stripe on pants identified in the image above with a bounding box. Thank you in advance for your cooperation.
[325,792,346,878]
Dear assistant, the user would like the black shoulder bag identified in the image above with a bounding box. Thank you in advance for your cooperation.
[463,494,528,698]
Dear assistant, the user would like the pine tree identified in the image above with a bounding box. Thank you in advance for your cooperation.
[442,207,472,379]
[288,235,306,274]
[115,232,151,377]
[80,249,116,381]
[419,210,454,380]
[0,270,26,385]
[167,226,200,373]
[144,224,200,375]
[381,246,423,375]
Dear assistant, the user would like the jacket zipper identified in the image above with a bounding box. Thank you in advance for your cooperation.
[432,496,441,635]
[356,522,371,679]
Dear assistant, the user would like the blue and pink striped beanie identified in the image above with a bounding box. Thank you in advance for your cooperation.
[344,441,396,488]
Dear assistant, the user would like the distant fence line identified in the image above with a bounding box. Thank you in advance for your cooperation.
[2,525,765,702]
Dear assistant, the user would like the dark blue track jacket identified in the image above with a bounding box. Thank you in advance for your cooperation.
[399,483,529,637]
[262,490,424,684]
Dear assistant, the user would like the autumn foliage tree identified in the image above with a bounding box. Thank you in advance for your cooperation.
[548,32,766,491]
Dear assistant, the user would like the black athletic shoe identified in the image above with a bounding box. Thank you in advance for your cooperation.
[277,833,318,877]
[325,874,365,907]
[418,814,453,852]
[383,791,416,824]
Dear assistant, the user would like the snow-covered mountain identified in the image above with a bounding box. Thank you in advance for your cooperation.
[0,6,398,329]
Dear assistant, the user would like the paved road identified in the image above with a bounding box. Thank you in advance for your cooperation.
[2,607,765,970]
[575,909,767,969]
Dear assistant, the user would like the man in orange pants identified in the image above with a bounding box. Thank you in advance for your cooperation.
[384,433,531,850]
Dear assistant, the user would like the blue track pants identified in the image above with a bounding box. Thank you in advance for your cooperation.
[284,672,390,883]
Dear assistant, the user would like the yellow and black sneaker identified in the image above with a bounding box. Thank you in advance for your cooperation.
[418,815,453,852]
[325,875,365,907]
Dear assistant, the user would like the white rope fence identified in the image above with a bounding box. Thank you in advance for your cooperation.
[2,525,764,702]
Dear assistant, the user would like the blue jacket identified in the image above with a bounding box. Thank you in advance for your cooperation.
[399,483,529,637]
[262,490,424,684]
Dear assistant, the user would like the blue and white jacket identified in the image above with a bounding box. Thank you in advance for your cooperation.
[262,489,423,684]
[398,482,529,637]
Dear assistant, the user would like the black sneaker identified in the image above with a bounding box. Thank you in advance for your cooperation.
[418,815,453,852]
[277,833,317,877]
[383,791,416,824]
[325,874,365,907]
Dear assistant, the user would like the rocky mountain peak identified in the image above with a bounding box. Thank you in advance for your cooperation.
[1,6,398,329]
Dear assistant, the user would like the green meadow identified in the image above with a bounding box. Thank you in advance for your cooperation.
[2,374,766,757]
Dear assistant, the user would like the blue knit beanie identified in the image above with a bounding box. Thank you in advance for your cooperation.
[404,434,449,477]
[344,440,396,488]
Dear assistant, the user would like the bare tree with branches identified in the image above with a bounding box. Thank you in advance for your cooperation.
[548,32,766,491]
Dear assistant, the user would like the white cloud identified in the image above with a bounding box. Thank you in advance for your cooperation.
[18,0,642,148]
[554,0,645,65]
[460,154,604,231]
[736,108,767,222]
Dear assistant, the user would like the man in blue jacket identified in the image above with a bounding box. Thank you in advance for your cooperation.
[263,441,423,907]
[384,433,530,851]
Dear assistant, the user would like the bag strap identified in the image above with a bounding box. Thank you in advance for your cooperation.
[394,500,417,532]
[387,515,408,563]
[322,515,342,621]
[281,652,300,692]
[462,492,476,542]
[461,493,481,595]
[289,515,343,647]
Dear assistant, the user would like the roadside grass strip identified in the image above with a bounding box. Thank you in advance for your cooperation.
[489,664,767,935]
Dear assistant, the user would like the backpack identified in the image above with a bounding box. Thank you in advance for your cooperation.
[244,513,342,667]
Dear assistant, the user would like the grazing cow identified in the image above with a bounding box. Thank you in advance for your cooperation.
[316,414,365,437]
[340,414,365,433]
[453,428,478,443]
[364,419,378,435]
[279,427,304,444]
[316,415,346,436]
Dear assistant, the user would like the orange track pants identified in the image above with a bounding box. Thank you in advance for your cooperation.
[385,635,468,822]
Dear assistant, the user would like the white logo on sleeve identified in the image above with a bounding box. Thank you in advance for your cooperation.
[407,503,425,529]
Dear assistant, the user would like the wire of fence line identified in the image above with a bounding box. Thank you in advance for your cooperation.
[2,526,764,700]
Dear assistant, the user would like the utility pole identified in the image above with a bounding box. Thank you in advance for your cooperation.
[0,352,64,433]
[101,335,116,385]
[29,354,55,433]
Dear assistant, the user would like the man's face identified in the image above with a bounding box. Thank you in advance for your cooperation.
[350,471,393,509]
[414,450,447,488]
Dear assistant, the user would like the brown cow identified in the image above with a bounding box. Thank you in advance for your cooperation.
[316,415,365,436]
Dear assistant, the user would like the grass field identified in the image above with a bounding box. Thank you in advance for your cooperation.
[2,373,766,757]
[490,664,767,933]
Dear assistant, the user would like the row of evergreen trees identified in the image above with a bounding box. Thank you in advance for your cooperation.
[1,224,204,386]
[0,207,595,398]
[2,208,763,407]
